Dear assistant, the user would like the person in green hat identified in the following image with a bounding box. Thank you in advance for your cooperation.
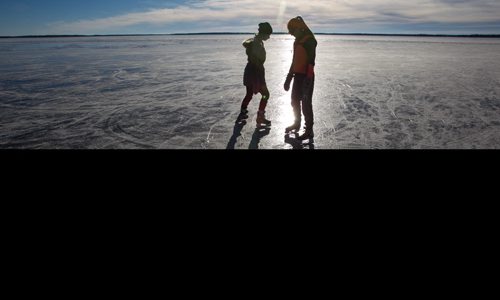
[238,22,273,126]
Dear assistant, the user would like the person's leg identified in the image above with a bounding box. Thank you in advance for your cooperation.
[238,86,253,119]
[286,75,303,133]
[241,86,253,110]
[302,77,314,130]
[256,85,271,125]
[242,63,255,109]
[298,77,315,140]
[258,85,270,112]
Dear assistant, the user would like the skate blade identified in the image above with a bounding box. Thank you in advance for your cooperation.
[298,136,314,141]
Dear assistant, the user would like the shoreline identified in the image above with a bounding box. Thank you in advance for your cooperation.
[2,33,500,39]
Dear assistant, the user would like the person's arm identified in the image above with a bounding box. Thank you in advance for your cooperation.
[284,72,294,91]
[304,38,317,78]
[304,38,317,66]
[284,63,294,92]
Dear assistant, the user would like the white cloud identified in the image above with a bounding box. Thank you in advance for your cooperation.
[47,0,500,34]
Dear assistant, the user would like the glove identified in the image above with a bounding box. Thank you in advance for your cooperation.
[284,73,293,92]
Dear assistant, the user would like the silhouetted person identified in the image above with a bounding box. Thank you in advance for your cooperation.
[238,22,273,126]
[284,16,317,140]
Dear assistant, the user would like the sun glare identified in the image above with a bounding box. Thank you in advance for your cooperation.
[276,0,287,29]
[275,37,295,128]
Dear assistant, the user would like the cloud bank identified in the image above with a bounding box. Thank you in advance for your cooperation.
[47,0,500,34]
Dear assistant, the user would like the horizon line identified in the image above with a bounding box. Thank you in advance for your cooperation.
[2,32,500,38]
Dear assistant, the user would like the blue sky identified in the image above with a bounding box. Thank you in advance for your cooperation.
[1,0,500,36]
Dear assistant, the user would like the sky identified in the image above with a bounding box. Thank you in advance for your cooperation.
[1,0,500,36]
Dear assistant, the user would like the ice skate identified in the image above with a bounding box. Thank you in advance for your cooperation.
[237,108,249,120]
[297,127,314,140]
[256,111,271,127]
[285,122,301,133]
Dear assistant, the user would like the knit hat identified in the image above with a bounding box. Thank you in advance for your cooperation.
[287,16,307,33]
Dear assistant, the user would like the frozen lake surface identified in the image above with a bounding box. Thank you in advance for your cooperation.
[1,35,499,149]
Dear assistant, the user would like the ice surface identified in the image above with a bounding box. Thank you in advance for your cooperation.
[1,35,499,149]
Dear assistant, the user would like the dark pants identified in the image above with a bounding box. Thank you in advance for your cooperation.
[291,74,314,129]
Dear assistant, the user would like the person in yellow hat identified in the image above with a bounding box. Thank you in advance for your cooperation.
[283,16,317,140]
[238,22,273,126]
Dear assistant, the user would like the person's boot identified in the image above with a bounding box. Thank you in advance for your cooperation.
[237,108,249,120]
[256,111,271,126]
[286,105,302,133]
[297,127,314,140]
[285,121,301,133]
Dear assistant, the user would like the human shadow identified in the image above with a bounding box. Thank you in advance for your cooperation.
[284,133,315,150]
[249,125,271,149]
[226,119,247,149]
